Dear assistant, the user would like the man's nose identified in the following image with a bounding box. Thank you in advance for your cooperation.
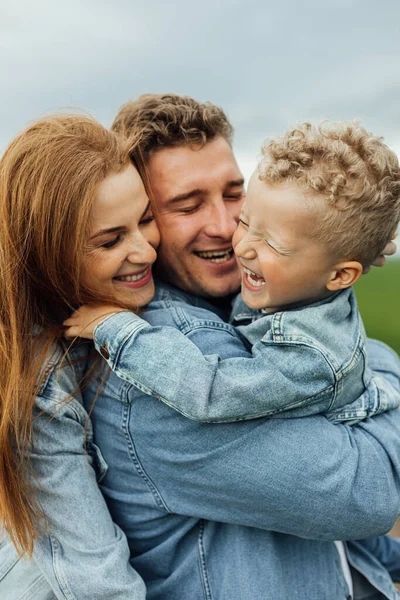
[204,201,239,240]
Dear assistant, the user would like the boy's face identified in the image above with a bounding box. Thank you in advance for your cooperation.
[232,171,336,311]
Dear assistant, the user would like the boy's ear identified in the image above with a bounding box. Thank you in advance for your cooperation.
[326,261,363,291]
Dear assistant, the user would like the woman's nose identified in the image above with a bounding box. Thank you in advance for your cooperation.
[126,234,157,265]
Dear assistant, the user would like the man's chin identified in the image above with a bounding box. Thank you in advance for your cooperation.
[192,256,241,299]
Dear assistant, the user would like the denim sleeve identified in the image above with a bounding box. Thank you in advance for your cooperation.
[93,312,339,422]
[351,536,400,582]
[367,338,400,390]
[29,363,146,599]
[96,315,400,541]
[93,312,400,423]
[125,387,400,541]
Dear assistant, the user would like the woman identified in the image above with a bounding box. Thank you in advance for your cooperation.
[0,114,159,598]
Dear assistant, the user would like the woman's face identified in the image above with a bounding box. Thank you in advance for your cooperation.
[81,163,160,308]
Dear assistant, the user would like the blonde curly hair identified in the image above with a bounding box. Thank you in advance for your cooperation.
[259,121,400,266]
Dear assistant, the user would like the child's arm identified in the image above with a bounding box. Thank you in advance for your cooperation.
[64,304,338,421]
[64,302,400,423]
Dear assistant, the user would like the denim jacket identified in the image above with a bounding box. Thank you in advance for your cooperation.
[3,285,400,599]
[83,282,400,599]
[0,341,146,600]
[93,286,400,423]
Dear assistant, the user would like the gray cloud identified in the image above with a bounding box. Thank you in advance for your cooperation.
[1,0,400,163]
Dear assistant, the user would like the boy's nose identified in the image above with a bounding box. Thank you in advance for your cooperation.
[234,233,257,260]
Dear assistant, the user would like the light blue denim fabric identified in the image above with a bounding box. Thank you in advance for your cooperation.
[0,342,146,599]
[0,531,56,600]
[93,286,400,424]
[85,282,400,600]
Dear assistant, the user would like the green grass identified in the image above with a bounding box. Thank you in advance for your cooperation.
[354,259,400,354]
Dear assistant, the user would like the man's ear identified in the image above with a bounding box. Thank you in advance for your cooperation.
[326,261,363,291]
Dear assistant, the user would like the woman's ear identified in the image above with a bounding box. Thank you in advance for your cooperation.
[326,261,363,291]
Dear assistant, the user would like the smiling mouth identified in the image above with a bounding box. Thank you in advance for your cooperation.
[114,268,150,283]
[194,248,234,264]
[243,267,266,287]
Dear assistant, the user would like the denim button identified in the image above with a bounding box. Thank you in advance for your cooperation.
[100,344,109,360]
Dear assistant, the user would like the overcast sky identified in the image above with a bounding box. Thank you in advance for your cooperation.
[2,0,400,184]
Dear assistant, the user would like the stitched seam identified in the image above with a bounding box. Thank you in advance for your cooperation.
[122,402,170,512]
[271,311,363,378]
[332,381,381,421]
[261,336,339,411]
[49,534,77,600]
[198,520,212,600]
[172,304,192,331]
[109,322,150,370]
[180,321,238,336]
[0,546,19,579]
[18,574,54,600]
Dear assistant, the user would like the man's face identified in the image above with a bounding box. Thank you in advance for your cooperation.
[148,137,245,299]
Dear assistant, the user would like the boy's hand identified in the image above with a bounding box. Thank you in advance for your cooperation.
[363,235,397,274]
[63,304,124,340]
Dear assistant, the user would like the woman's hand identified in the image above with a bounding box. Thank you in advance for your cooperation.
[63,304,124,340]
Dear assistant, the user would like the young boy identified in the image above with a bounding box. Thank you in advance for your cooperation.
[65,120,400,425]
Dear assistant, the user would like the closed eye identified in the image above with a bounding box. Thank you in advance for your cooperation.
[178,203,201,214]
[101,235,121,249]
[225,191,246,201]
[264,239,289,255]
[139,214,155,225]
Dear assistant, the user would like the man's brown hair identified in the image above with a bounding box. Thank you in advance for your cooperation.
[112,93,233,162]
[259,121,400,266]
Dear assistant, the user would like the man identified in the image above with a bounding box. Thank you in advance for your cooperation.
[86,94,400,599]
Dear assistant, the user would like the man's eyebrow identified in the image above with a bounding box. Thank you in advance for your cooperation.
[90,226,122,241]
[165,189,204,205]
[225,178,245,188]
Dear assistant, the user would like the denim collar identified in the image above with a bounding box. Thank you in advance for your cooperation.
[153,280,233,322]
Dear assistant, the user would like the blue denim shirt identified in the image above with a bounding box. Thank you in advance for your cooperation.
[85,282,400,599]
[93,286,400,424]
[0,341,146,600]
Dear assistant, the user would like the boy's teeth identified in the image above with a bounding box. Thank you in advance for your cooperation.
[244,267,266,287]
[196,249,233,263]
[116,270,147,282]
